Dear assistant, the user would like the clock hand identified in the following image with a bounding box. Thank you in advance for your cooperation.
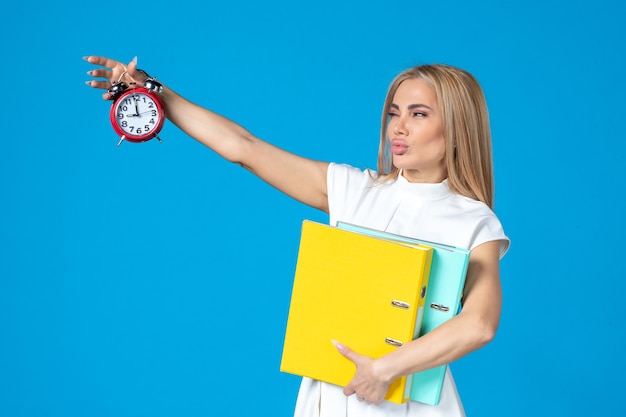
[125,110,155,117]
[134,99,140,116]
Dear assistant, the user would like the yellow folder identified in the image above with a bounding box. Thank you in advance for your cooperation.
[280,221,433,404]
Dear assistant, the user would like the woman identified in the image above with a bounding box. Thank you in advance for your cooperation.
[85,56,509,417]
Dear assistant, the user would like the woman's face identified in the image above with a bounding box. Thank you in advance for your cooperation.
[387,78,447,183]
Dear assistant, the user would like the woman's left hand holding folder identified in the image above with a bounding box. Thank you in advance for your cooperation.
[332,340,391,406]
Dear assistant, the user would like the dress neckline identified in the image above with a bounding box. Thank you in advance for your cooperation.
[394,171,453,201]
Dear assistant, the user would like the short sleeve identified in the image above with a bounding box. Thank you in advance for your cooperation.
[470,213,510,259]
[326,163,378,226]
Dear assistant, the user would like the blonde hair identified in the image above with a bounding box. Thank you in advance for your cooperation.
[377,64,495,209]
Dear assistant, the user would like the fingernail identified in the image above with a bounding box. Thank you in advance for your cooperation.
[331,339,344,350]
[85,80,93,86]
[131,56,138,64]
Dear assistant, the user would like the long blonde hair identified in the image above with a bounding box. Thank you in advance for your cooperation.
[377,64,495,209]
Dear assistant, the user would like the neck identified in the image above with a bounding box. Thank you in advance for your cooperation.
[400,168,447,184]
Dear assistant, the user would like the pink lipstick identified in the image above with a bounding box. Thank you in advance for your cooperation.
[391,139,408,155]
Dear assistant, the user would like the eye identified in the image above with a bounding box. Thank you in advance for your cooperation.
[387,112,398,118]
[412,111,427,118]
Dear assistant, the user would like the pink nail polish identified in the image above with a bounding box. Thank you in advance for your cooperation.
[331,339,344,350]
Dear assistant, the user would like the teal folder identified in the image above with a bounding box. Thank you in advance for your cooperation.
[336,222,470,406]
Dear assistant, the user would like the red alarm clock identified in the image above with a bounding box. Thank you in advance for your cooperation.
[108,72,166,146]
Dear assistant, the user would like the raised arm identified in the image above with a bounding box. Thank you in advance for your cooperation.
[84,56,329,212]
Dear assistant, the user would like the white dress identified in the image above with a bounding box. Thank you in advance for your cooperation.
[293,163,510,417]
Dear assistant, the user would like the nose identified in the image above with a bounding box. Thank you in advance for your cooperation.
[392,118,407,135]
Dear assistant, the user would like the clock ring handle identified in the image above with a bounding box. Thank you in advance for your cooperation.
[107,69,130,99]
[116,70,128,84]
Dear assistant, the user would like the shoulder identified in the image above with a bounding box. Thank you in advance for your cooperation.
[448,192,496,217]
[328,162,378,183]
[446,193,510,257]
[327,163,386,194]
[327,163,395,226]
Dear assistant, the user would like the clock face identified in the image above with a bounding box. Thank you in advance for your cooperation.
[112,89,164,140]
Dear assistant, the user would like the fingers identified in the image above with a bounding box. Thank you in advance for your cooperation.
[333,341,384,406]
[345,389,378,406]
[83,55,126,72]
[331,339,360,363]
[344,382,381,405]
[85,80,110,89]
[88,68,113,80]
[84,55,143,100]
[352,390,381,406]
[335,342,373,404]
[127,56,138,75]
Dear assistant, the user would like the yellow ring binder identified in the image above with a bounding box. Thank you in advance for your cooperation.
[280,220,433,404]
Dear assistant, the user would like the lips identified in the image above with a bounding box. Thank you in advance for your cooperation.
[391,139,408,155]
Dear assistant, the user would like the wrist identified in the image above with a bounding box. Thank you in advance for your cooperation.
[372,353,401,385]
[134,68,151,84]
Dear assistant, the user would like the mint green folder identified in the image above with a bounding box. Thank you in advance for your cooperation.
[336,222,470,406]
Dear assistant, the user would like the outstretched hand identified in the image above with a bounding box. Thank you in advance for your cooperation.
[332,340,392,406]
[84,56,148,100]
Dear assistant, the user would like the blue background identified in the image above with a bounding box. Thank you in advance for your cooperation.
[1,0,624,416]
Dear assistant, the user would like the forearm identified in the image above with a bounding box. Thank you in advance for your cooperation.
[159,85,255,164]
[373,310,497,383]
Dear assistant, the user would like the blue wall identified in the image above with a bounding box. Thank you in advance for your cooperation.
[1,0,624,415]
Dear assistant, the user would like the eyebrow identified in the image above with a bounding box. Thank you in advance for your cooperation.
[390,103,434,111]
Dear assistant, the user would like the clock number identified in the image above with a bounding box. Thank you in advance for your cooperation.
[144,124,151,131]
